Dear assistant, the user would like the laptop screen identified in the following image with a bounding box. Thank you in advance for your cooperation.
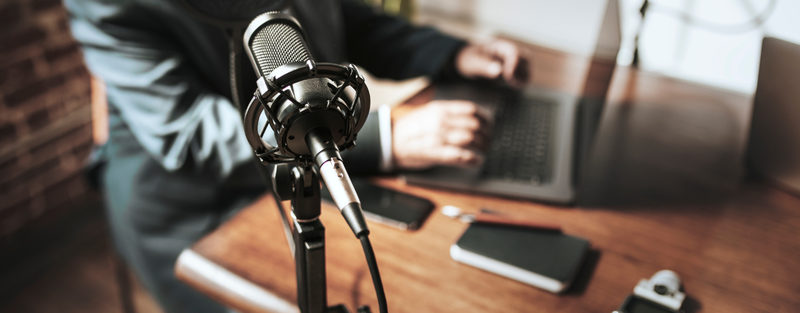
[575,0,622,184]
[582,0,621,100]
[747,37,800,195]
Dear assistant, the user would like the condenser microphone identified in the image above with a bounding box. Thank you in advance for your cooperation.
[241,12,371,238]
[244,13,312,78]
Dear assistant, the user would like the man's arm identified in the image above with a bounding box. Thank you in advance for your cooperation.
[341,0,466,82]
[66,0,252,178]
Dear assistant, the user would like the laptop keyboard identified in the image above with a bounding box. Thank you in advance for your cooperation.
[482,94,556,185]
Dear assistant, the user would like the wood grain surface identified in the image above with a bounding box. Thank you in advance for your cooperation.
[181,179,800,313]
[177,43,800,312]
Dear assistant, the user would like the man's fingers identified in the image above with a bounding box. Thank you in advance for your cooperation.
[427,101,494,150]
[512,57,531,85]
[455,39,531,86]
[445,116,482,132]
[487,41,520,83]
[394,141,484,169]
[474,57,502,79]
[435,146,483,167]
[443,127,491,150]
[429,100,475,113]
[434,101,493,125]
[392,99,496,170]
[444,129,475,147]
[456,45,502,80]
[485,40,531,87]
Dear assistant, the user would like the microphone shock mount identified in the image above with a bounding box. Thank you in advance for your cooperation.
[239,12,384,313]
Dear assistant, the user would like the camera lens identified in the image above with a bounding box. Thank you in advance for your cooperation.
[649,270,681,295]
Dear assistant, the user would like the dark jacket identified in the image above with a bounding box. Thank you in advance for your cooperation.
[66,0,465,178]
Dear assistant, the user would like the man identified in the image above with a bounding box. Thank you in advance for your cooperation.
[66,0,528,311]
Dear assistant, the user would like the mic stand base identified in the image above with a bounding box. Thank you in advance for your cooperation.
[327,304,372,313]
[325,304,350,313]
[274,164,371,313]
[225,29,373,313]
[293,217,327,313]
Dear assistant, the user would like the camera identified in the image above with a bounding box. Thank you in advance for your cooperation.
[613,270,686,313]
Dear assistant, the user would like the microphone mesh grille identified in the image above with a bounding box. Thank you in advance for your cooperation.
[251,22,312,77]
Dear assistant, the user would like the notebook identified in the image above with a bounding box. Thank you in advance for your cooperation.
[450,223,590,293]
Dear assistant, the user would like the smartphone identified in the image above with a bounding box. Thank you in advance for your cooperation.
[615,295,679,313]
[320,178,434,231]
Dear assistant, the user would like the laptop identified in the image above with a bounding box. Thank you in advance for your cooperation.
[402,0,621,204]
[746,37,800,197]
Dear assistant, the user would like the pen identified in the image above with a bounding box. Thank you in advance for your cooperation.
[442,206,562,232]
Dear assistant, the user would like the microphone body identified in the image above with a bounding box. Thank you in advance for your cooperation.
[243,12,370,237]
[245,13,312,78]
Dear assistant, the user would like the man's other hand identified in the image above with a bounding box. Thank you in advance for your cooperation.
[392,100,492,170]
[455,39,530,88]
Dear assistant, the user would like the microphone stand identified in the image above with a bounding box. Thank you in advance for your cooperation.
[272,163,361,313]
[226,36,368,313]
[223,30,297,260]
[172,3,379,310]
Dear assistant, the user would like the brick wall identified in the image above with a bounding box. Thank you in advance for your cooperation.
[0,0,94,238]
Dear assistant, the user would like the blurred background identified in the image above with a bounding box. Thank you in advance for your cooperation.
[413,0,799,92]
[1,0,797,312]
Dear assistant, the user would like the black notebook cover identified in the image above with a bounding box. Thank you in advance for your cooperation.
[451,223,590,293]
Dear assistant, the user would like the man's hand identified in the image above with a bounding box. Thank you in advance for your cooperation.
[392,100,492,170]
[455,39,530,88]
[389,39,529,170]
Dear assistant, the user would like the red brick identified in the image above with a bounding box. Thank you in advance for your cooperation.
[31,0,62,12]
[72,140,93,156]
[27,196,47,221]
[27,166,68,196]
[56,15,69,31]
[34,68,92,114]
[26,109,50,133]
[0,181,29,211]
[65,173,87,196]
[69,66,90,81]
[0,59,35,86]
[35,173,88,216]
[3,75,66,108]
[0,27,47,55]
[57,68,91,93]
[0,123,17,146]
[0,157,60,195]
[28,145,59,168]
[44,177,72,209]
[44,43,80,62]
[0,156,17,179]
[0,0,98,239]
[27,123,92,164]
[0,198,29,218]
[0,199,30,236]
[61,94,91,113]
[0,2,23,33]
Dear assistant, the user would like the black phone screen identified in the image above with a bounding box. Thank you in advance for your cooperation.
[321,178,434,230]
[618,295,675,313]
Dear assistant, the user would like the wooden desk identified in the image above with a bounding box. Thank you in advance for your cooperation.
[176,45,800,312]
[177,180,800,312]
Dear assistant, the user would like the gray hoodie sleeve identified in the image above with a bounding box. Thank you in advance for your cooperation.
[65,0,253,179]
